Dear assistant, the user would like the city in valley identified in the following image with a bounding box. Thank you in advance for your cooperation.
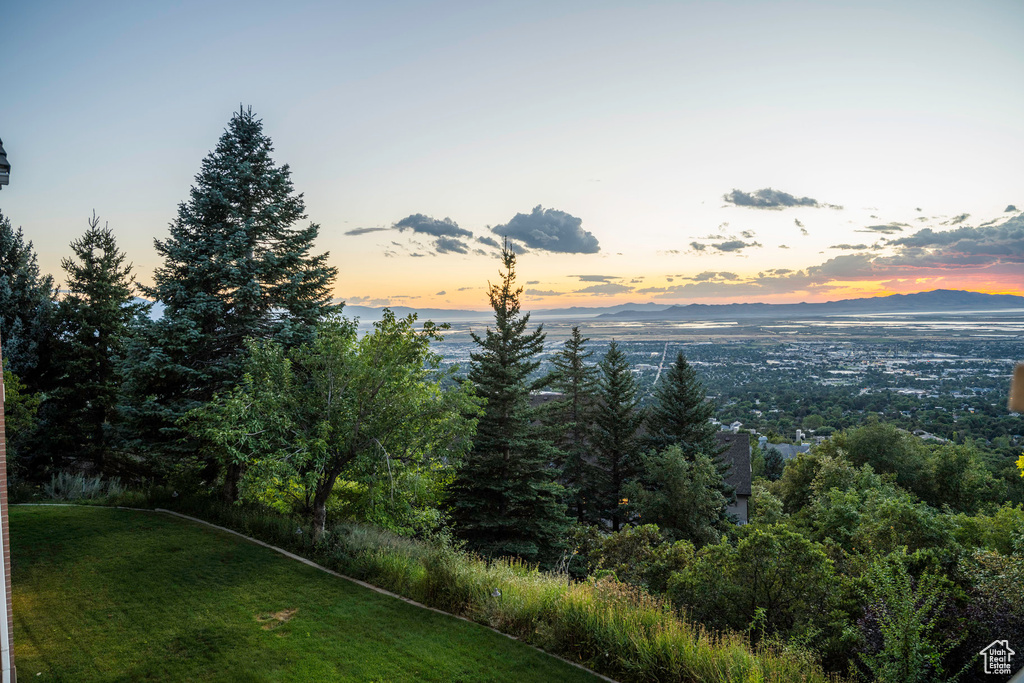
[423,308,1024,460]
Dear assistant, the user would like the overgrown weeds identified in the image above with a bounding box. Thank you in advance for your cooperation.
[43,471,124,501]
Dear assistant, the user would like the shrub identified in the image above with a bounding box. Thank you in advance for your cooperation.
[857,549,964,683]
[42,471,124,501]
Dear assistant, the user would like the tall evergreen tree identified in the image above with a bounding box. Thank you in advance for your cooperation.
[42,213,147,472]
[547,326,598,521]
[0,209,56,389]
[643,350,734,503]
[451,239,570,563]
[122,107,338,483]
[592,341,645,531]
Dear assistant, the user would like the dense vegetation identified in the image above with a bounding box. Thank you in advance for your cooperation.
[3,106,1023,682]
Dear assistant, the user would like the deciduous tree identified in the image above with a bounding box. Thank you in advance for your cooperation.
[186,313,478,538]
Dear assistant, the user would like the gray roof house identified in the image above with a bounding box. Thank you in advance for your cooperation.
[717,432,752,524]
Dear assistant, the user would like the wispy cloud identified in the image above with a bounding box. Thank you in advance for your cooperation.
[576,282,633,296]
[724,188,841,210]
[856,223,907,234]
[345,226,390,236]
[570,274,620,282]
[395,214,473,238]
[433,236,470,254]
[710,240,762,252]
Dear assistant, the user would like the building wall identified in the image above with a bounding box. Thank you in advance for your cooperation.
[0,338,13,675]
[728,494,749,524]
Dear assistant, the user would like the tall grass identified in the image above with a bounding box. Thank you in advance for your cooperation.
[42,472,125,501]
[144,495,841,683]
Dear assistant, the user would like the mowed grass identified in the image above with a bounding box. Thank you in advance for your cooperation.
[11,506,604,682]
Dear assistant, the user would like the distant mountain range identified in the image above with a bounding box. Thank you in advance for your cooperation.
[593,289,1024,321]
[339,301,669,322]
[138,290,1024,324]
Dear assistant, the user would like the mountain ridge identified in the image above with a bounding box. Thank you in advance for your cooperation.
[593,289,1024,321]
[138,290,1024,323]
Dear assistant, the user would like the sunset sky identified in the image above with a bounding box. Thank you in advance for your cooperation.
[3,0,1023,310]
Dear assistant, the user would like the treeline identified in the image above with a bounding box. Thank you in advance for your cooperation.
[3,107,1023,681]
[0,107,736,557]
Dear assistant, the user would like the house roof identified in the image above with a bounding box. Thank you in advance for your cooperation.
[716,432,752,497]
[765,442,810,460]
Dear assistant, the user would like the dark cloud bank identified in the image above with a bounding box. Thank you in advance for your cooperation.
[650,217,1024,299]
[492,205,599,254]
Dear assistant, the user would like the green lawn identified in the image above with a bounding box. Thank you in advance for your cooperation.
[11,506,603,682]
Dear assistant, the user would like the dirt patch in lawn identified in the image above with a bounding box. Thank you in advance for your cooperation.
[256,608,298,629]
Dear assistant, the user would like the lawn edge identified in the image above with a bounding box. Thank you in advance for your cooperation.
[13,504,619,683]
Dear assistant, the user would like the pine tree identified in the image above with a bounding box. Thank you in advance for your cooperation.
[643,350,734,502]
[547,325,598,521]
[451,239,570,563]
[0,209,56,389]
[122,107,338,482]
[592,341,645,531]
[43,213,147,471]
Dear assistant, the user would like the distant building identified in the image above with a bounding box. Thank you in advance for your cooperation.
[760,438,811,461]
[716,432,751,524]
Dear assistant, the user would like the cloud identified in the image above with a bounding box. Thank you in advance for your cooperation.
[944,213,970,226]
[778,244,790,249]
[395,214,472,238]
[885,219,1024,264]
[724,188,839,209]
[526,289,566,296]
[857,223,906,234]
[711,240,762,252]
[570,274,619,282]
[492,205,599,253]
[1006,205,1018,212]
[477,235,501,248]
[434,236,470,254]
[691,271,739,281]
[345,226,390,236]
[829,243,869,250]
[435,290,446,296]
[794,219,804,228]
[689,242,707,251]
[410,253,426,257]
[740,230,756,239]
[575,282,634,296]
